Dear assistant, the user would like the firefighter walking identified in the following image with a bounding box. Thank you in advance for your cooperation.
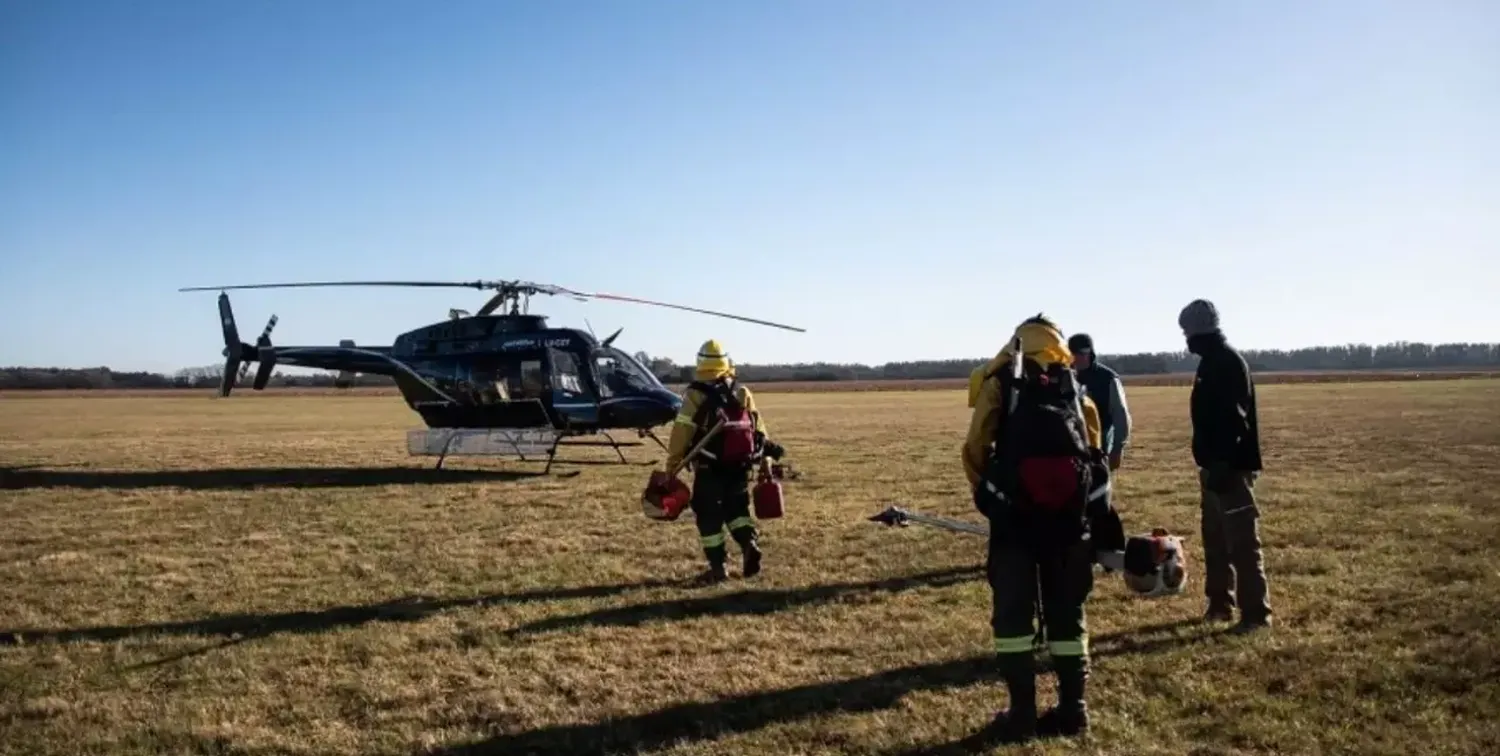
[661,339,782,582]
[963,314,1116,743]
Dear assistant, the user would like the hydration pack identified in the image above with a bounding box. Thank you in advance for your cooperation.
[690,379,758,467]
[977,358,1094,530]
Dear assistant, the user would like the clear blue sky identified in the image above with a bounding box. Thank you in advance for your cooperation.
[2,1,1495,373]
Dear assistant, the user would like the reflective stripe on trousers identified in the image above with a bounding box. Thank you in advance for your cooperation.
[994,635,1035,655]
[1048,638,1088,657]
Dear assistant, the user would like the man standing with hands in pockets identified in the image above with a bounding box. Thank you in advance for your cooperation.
[1178,299,1273,633]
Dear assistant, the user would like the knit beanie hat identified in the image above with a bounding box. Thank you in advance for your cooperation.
[1068,333,1094,353]
[1178,299,1221,337]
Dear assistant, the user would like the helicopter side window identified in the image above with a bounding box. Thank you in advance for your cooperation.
[515,359,548,400]
[547,349,587,401]
[593,346,659,397]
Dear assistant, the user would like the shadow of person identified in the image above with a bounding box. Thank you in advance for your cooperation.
[888,617,1235,755]
[423,655,998,756]
[500,565,985,639]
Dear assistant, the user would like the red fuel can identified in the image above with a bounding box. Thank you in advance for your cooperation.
[642,474,692,521]
[753,475,784,520]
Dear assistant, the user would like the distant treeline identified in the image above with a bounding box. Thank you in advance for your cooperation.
[4,341,1497,391]
[698,341,1500,384]
[0,365,395,391]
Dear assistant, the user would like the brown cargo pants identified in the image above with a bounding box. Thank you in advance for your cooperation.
[1199,469,1271,622]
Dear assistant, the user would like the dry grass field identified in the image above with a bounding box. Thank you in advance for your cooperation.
[3,377,1499,755]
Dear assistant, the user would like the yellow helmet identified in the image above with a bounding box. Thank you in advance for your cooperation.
[695,339,734,380]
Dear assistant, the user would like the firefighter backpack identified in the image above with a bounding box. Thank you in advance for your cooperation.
[689,379,758,467]
[976,358,1093,529]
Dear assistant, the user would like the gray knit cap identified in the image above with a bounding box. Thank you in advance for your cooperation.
[1178,299,1221,337]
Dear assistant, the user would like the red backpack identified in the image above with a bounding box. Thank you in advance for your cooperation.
[691,379,758,467]
[975,358,1094,531]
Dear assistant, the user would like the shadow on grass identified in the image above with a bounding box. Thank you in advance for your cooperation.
[423,654,1000,756]
[0,578,687,649]
[501,565,985,639]
[422,620,1219,756]
[0,465,558,491]
[418,599,1217,755]
[890,618,1234,756]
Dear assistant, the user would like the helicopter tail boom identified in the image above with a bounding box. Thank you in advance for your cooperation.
[213,292,406,396]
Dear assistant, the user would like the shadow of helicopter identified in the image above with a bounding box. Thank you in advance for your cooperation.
[0,465,559,491]
[0,577,691,652]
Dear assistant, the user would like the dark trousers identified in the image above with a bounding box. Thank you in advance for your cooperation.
[690,465,756,565]
[1199,469,1272,621]
[988,530,1094,663]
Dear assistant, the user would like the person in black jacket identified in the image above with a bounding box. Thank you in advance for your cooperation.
[1178,299,1272,633]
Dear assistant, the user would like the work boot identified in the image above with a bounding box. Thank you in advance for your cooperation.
[987,656,1037,744]
[733,528,762,578]
[1204,605,1234,623]
[1232,614,1272,634]
[1037,656,1089,738]
[698,546,728,584]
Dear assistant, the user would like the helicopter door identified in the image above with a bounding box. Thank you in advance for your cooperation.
[545,347,597,425]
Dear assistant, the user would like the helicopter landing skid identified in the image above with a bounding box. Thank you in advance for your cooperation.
[408,427,656,474]
[639,428,668,451]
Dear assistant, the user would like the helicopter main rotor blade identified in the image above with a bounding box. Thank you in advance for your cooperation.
[575,291,807,333]
[178,278,804,332]
[179,280,496,292]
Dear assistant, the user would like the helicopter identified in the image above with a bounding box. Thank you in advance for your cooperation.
[179,279,804,472]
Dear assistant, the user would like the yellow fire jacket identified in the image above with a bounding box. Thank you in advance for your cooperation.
[963,322,1103,489]
[664,379,767,474]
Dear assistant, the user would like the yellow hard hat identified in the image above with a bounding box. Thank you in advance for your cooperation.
[695,339,734,380]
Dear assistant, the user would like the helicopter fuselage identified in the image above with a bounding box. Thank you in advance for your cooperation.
[237,311,682,432]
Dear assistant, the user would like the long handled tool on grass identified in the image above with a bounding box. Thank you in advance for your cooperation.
[868,504,1130,570]
[868,505,990,535]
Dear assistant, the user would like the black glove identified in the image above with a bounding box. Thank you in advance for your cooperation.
[763,439,785,460]
[973,483,994,519]
[1090,507,1126,554]
[1123,536,1157,576]
[1204,461,1235,493]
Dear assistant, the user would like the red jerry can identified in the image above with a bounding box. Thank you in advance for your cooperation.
[642,473,691,521]
[753,470,784,520]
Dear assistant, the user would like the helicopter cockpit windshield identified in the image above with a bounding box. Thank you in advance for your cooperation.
[592,346,663,397]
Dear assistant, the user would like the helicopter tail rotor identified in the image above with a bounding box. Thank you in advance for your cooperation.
[214,292,277,396]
